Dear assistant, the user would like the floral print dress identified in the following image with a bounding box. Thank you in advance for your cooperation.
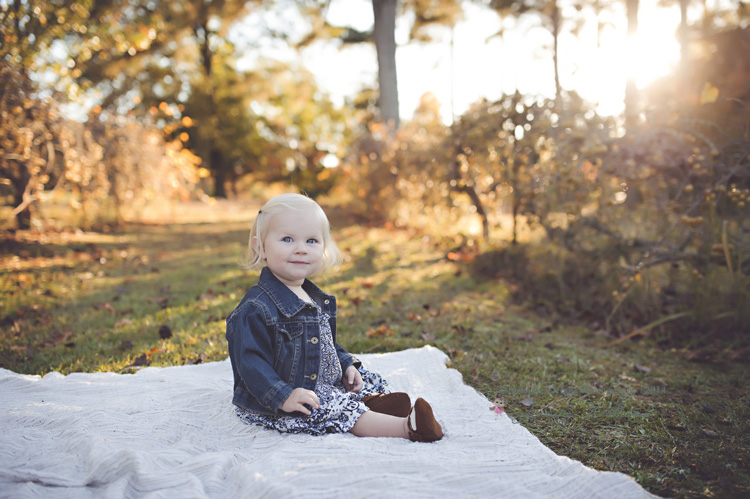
[236,301,390,435]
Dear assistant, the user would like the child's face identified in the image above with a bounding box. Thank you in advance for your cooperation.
[258,210,325,288]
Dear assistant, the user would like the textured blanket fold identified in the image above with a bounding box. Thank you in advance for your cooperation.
[0,346,656,498]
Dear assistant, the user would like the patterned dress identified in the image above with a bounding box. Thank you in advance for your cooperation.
[236,301,390,435]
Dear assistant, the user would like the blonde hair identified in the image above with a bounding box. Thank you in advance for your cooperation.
[244,193,342,274]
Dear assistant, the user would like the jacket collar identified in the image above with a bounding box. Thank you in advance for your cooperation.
[257,267,331,317]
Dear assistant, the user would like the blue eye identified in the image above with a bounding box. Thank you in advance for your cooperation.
[307,238,319,244]
[282,236,293,243]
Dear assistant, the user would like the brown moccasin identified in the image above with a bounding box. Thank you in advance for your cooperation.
[407,398,443,442]
[362,392,412,418]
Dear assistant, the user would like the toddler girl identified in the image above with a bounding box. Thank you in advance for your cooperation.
[226,193,443,442]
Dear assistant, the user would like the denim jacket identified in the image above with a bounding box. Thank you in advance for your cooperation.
[225,267,359,415]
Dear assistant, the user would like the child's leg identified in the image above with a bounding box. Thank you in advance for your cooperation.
[349,410,409,438]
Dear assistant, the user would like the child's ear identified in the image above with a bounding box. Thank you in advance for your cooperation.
[251,236,262,258]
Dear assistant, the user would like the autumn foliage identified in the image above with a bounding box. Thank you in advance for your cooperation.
[1,61,203,230]
[338,86,749,337]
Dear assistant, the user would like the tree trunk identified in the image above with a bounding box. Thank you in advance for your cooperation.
[211,148,227,198]
[12,175,32,230]
[194,0,226,197]
[677,0,689,73]
[372,0,399,130]
[551,1,561,103]
[624,0,640,129]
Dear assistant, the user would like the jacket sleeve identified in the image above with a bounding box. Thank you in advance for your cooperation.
[229,303,293,413]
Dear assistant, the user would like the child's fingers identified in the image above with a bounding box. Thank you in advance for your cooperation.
[301,391,320,408]
[298,393,319,415]
[282,388,320,415]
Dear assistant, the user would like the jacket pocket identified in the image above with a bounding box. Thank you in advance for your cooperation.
[274,323,304,382]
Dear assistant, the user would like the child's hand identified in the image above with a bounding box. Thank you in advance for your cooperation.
[280,388,320,415]
[343,365,363,393]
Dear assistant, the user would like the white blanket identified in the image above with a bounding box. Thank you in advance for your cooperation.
[0,346,657,498]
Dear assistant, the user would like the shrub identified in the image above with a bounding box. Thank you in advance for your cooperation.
[344,90,749,337]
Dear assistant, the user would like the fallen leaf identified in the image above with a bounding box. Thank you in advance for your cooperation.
[361,281,374,288]
[146,346,160,356]
[408,312,422,322]
[521,398,534,407]
[420,331,436,342]
[686,347,717,362]
[115,318,133,328]
[130,354,149,367]
[446,249,476,262]
[634,364,652,373]
[702,428,718,438]
[447,348,464,359]
[446,251,460,261]
[366,324,395,338]
[94,302,116,314]
[41,330,73,348]
[158,325,172,339]
[148,296,169,308]
[514,333,533,342]
[191,352,207,365]
[729,348,750,363]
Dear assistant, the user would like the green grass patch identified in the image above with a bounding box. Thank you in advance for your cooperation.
[1,201,748,498]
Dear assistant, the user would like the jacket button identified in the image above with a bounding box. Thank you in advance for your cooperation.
[309,373,317,380]
[324,299,330,305]
[310,337,319,344]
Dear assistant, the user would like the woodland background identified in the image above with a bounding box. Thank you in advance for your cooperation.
[3,0,749,338]
[1,1,749,497]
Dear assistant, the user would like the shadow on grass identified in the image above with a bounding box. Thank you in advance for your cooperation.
[1,220,255,374]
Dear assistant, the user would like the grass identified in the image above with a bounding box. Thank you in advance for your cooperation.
[1,199,748,498]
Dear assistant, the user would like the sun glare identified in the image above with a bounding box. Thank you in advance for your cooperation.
[301,1,686,121]
[571,5,682,116]
[629,11,682,88]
